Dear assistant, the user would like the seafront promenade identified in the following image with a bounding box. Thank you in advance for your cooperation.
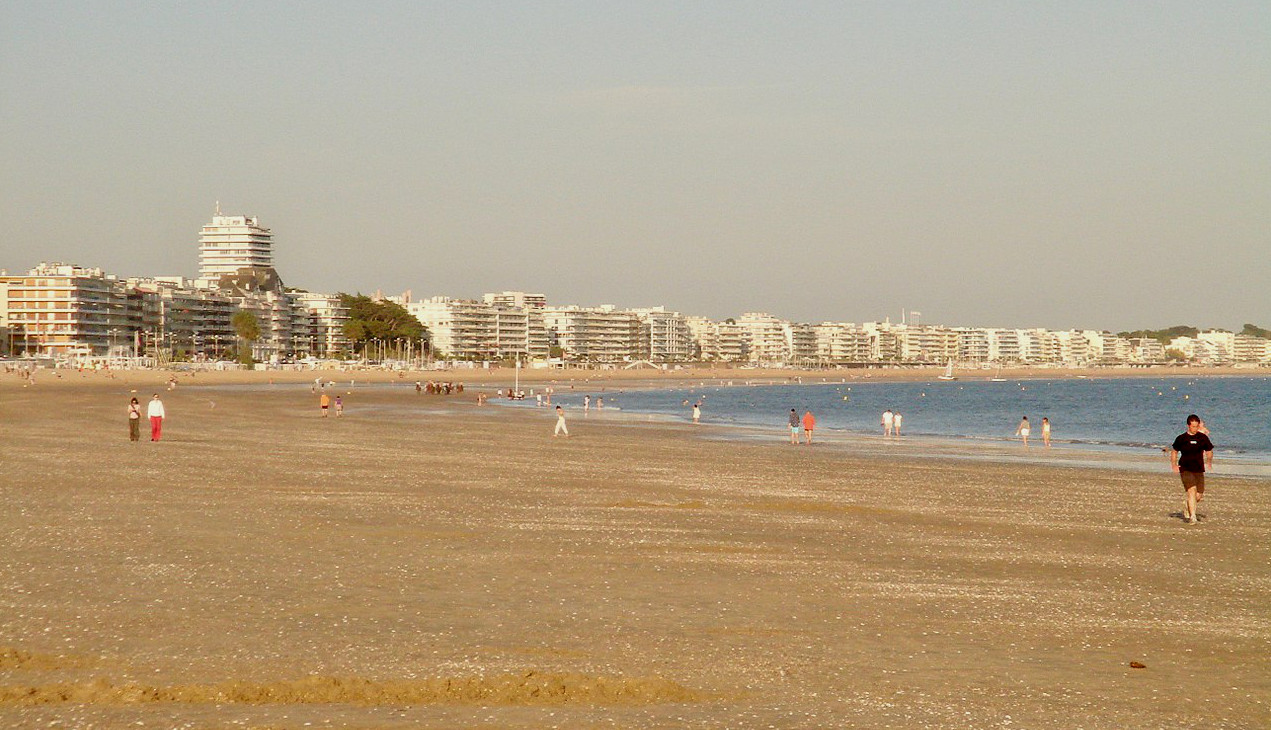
[1,371,1268,728]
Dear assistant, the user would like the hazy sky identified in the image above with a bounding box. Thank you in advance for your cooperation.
[2,1,1267,331]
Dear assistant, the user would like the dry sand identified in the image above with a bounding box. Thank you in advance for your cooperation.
[1,370,1268,728]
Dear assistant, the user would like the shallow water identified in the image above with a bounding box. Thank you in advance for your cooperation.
[531,375,1271,467]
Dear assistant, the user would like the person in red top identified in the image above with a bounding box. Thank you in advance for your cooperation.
[802,410,816,445]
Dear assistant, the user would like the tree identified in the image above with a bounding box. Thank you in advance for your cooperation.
[232,310,261,364]
[338,294,428,357]
[1241,323,1271,339]
[1117,325,1199,344]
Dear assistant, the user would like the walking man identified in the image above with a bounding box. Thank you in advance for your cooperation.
[1170,414,1214,524]
[554,405,569,437]
[147,394,166,441]
[894,411,903,437]
[320,392,330,417]
[789,409,800,444]
[881,409,894,437]
[802,410,815,445]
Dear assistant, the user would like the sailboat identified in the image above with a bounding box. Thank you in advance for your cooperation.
[989,365,1008,382]
[937,361,957,381]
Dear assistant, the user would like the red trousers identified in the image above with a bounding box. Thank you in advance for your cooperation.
[150,416,163,441]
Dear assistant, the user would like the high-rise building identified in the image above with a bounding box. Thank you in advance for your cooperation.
[198,212,274,281]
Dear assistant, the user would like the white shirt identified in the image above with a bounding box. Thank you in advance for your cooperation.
[147,399,166,418]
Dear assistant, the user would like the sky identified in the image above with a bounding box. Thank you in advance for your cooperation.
[1,1,1268,332]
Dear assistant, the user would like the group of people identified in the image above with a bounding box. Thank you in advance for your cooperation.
[1015,416,1052,447]
[127,394,166,441]
[319,392,344,417]
[880,409,904,436]
[788,409,816,444]
[416,381,463,395]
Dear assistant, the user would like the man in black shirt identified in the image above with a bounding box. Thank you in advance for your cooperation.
[1170,414,1214,524]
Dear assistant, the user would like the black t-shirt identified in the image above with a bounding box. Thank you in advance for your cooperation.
[1172,432,1214,473]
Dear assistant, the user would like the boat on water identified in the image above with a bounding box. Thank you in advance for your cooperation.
[937,361,957,381]
[989,366,1008,382]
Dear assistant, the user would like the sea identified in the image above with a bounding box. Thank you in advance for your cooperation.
[513,374,1271,475]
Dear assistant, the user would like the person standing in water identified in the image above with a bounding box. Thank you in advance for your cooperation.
[1041,417,1052,448]
[692,402,701,424]
[893,411,903,437]
[802,410,815,445]
[1016,416,1031,447]
[1170,414,1214,524]
[881,409,894,437]
[788,409,800,445]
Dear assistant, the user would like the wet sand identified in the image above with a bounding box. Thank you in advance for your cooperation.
[1,374,1268,728]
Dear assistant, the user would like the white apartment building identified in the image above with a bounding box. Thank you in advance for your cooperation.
[198,213,274,280]
[543,305,642,362]
[737,312,789,364]
[293,292,350,357]
[783,322,816,363]
[407,296,547,361]
[0,263,132,357]
[896,325,958,362]
[813,322,871,362]
[1197,330,1236,363]
[483,291,547,310]
[408,297,498,360]
[631,307,692,362]
[1233,334,1269,363]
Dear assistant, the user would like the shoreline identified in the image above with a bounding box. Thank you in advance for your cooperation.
[2,372,1269,727]
[3,362,1265,391]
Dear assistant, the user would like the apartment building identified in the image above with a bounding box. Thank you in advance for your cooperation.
[630,307,692,362]
[543,305,642,362]
[198,213,274,280]
[0,263,132,357]
[293,292,350,357]
[736,312,788,364]
[812,322,871,362]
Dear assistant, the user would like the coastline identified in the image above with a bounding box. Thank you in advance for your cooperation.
[1,377,1269,727]
[4,362,1265,391]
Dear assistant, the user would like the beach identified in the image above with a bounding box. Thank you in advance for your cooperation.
[1,372,1268,728]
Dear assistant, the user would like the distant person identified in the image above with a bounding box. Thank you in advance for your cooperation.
[893,411,903,437]
[334,395,343,417]
[596,396,604,410]
[1016,416,1031,447]
[802,410,815,445]
[584,395,591,412]
[1042,417,1052,448]
[320,392,331,417]
[692,402,701,424]
[415,381,422,394]
[147,394,166,441]
[554,405,569,437]
[789,409,800,445]
[881,409,894,437]
[128,397,141,442]
[1170,414,1214,525]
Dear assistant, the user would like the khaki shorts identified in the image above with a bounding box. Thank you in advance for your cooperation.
[1180,471,1205,490]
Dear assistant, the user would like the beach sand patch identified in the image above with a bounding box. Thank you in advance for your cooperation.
[610,499,707,510]
[0,647,91,672]
[0,672,700,707]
